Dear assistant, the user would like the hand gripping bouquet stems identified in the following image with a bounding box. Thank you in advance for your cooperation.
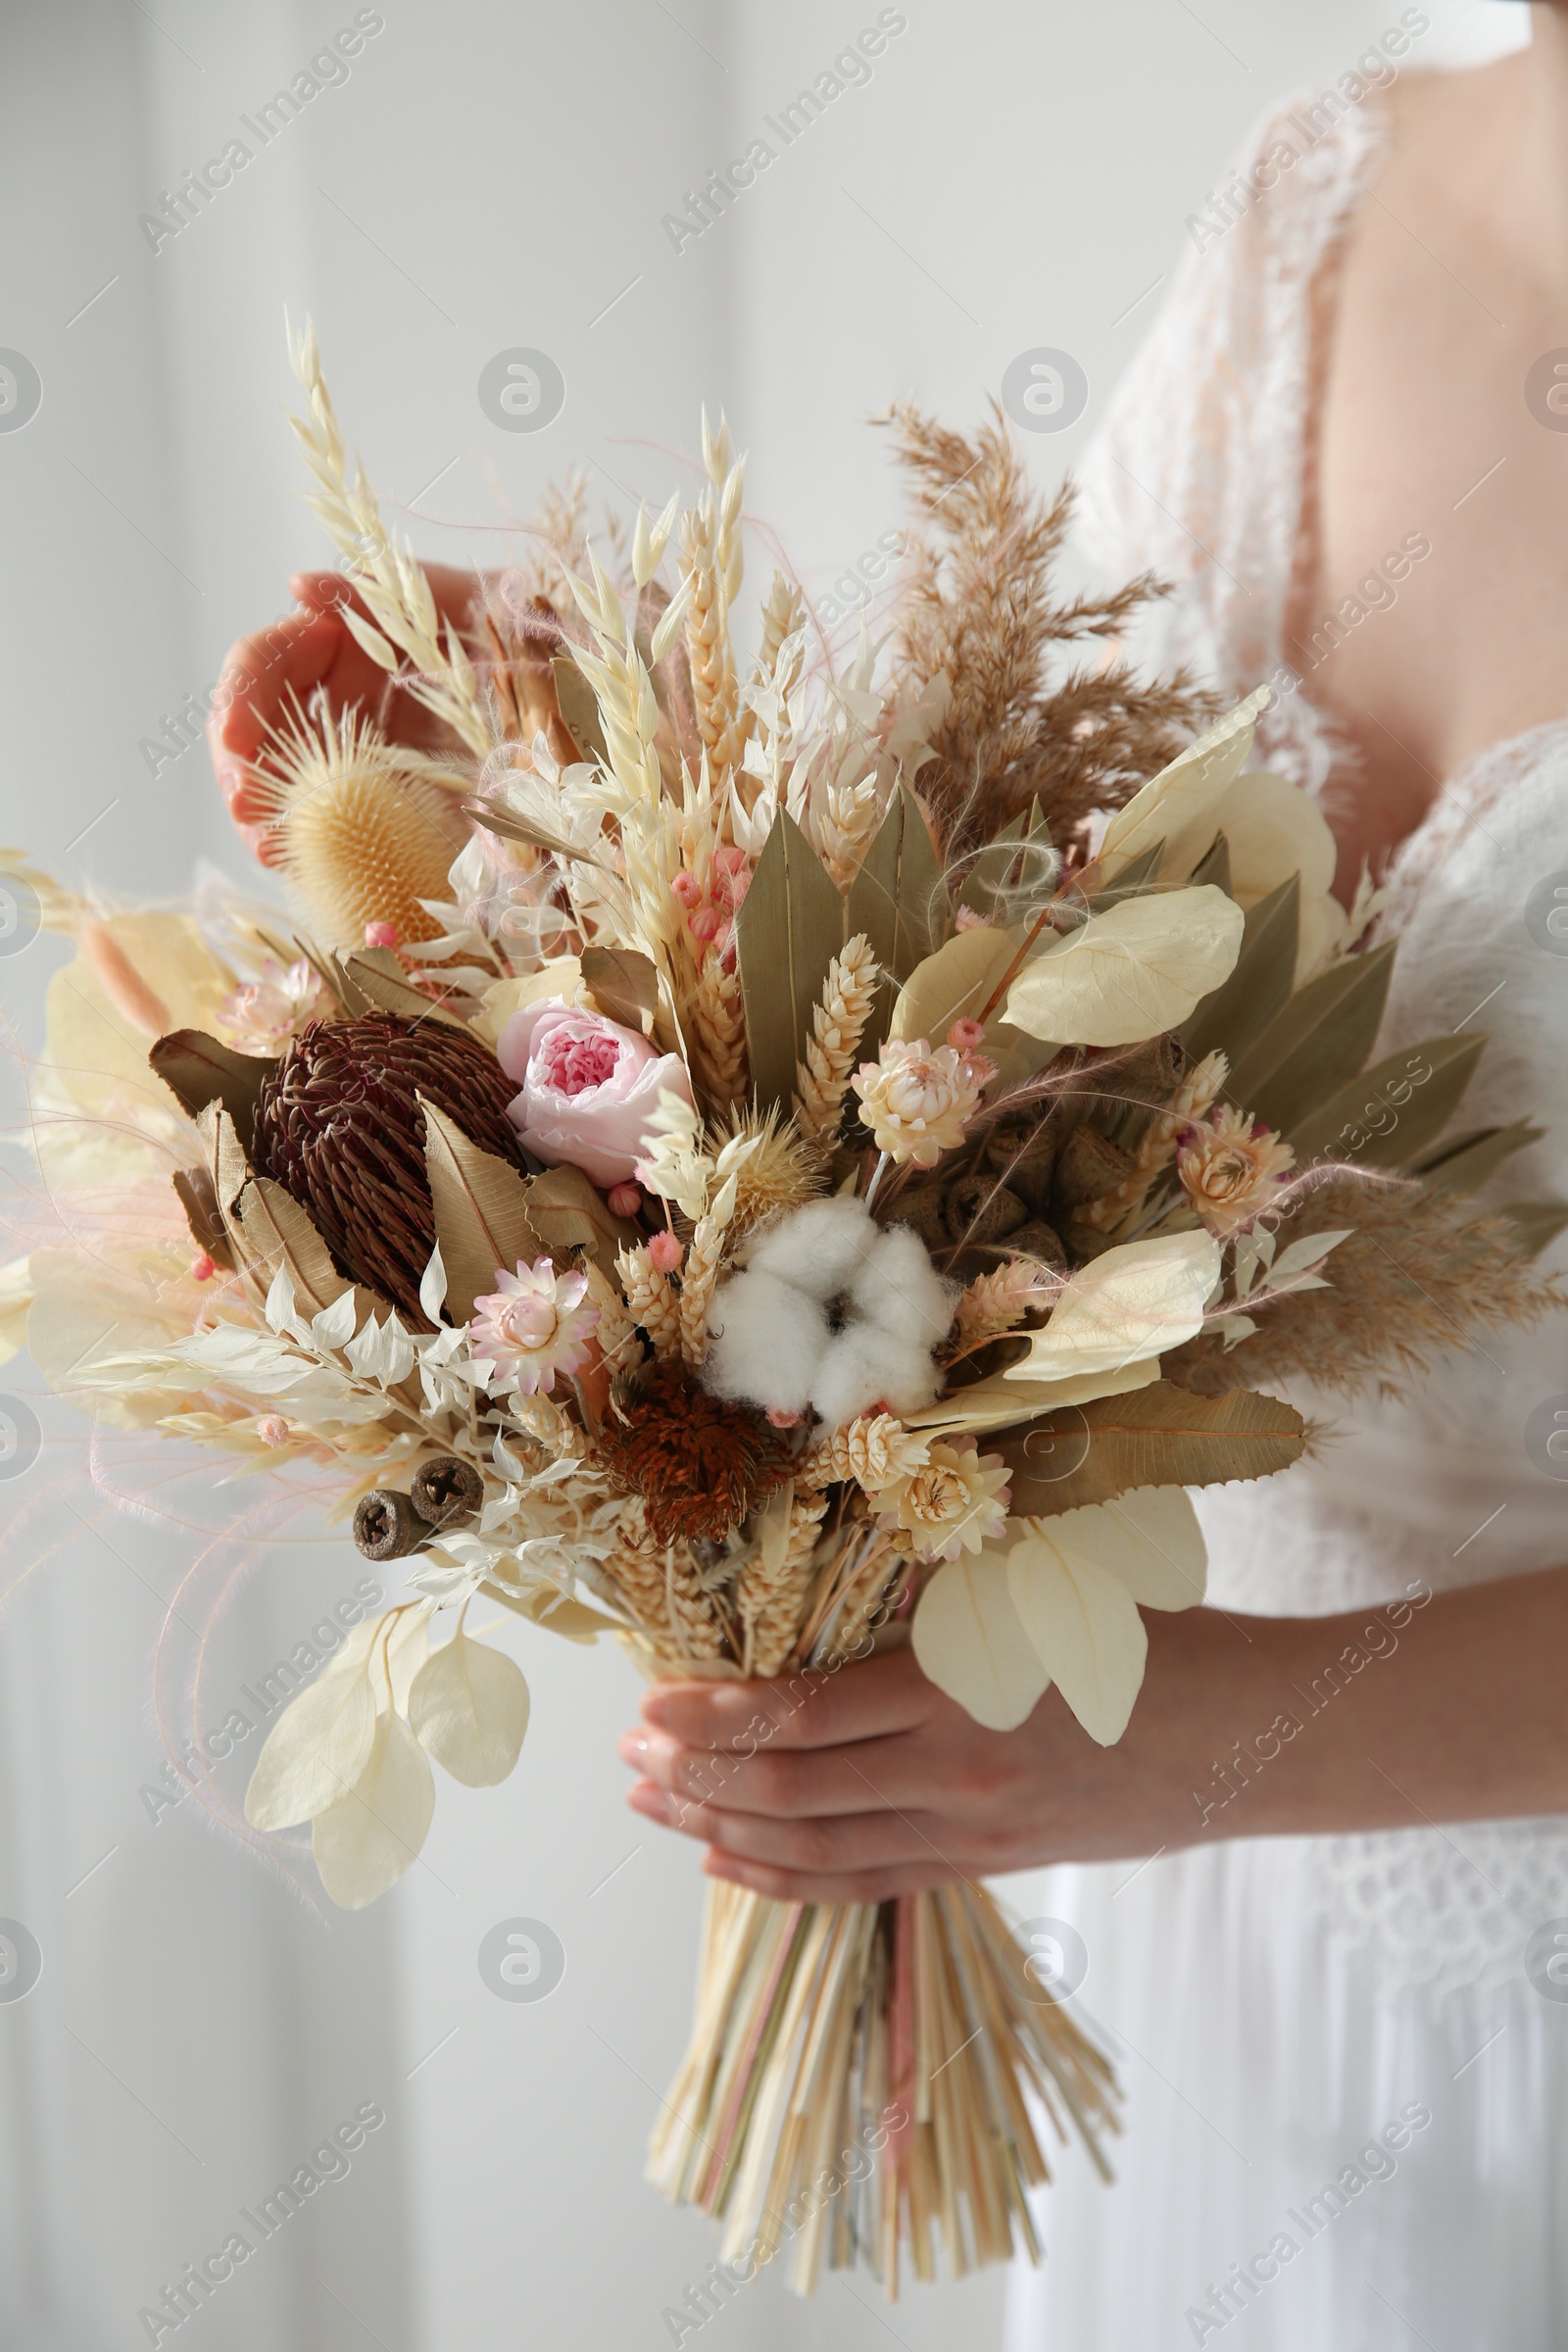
[6,324,1563,2293]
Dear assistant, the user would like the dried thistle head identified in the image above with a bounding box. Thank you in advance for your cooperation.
[251,700,469,950]
[710,1103,824,1238]
[883,400,1218,857]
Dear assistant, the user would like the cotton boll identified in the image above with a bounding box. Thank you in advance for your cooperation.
[704,1267,826,1417]
[809,1317,943,1427]
[848,1223,953,1354]
[746,1196,879,1298]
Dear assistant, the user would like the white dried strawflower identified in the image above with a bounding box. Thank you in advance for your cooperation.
[877,1443,1011,1561]
[851,1036,990,1169]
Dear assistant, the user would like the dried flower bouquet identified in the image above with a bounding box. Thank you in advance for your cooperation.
[4,325,1561,2294]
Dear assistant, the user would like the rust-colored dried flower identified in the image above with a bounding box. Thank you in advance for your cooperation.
[598,1360,791,1545]
[252,1012,524,1320]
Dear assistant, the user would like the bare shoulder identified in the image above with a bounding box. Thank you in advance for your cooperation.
[1375,52,1529,189]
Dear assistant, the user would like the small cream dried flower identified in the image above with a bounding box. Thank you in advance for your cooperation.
[851,1037,987,1169]
[1176,1106,1296,1238]
[877,1443,1010,1561]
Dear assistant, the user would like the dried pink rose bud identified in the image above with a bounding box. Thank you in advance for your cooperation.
[607,1182,643,1217]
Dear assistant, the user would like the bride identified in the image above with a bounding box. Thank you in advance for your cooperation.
[209,24,1568,2343]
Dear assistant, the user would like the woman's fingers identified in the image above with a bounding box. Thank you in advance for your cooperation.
[641,1644,939,1755]
[621,1724,939,1821]
[627,1782,958,1879]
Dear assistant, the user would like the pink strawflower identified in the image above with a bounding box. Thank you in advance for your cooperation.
[467,1255,599,1396]
[947,1017,986,1055]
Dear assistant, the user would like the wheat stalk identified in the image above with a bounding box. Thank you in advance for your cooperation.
[689,954,749,1109]
[735,1489,830,1675]
[286,317,491,759]
[802,1413,930,1494]
[616,1244,682,1360]
[605,1499,726,1660]
[678,1174,738,1367]
[795,934,879,1149]
[679,501,741,785]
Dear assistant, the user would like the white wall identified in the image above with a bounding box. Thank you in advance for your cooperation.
[0,2,1522,2348]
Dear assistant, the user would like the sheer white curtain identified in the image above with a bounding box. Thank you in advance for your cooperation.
[0,2,1522,2347]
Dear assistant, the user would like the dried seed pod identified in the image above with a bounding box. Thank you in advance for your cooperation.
[410,1454,485,1527]
[353,1488,425,1560]
[1053,1126,1136,1212]
[1004,1219,1068,1275]
[891,1182,950,1253]
[984,1117,1058,1213]
[943,1176,1028,1247]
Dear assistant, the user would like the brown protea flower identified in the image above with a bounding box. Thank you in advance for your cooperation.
[598,1360,790,1545]
[252,1012,523,1320]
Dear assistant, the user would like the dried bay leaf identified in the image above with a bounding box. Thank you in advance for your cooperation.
[523,1162,640,1274]
[580,944,659,1032]
[1225,939,1396,1134]
[1181,873,1298,1068]
[1415,1119,1544,1196]
[997,1381,1305,1517]
[552,654,610,766]
[736,807,845,1111]
[234,1176,393,1329]
[1288,1031,1487,1170]
[339,951,467,1032]
[419,1097,544,1324]
[846,785,948,1054]
[149,1028,278,1158]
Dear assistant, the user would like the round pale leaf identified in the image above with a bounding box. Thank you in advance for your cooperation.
[1004,887,1245,1048]
[408,1628,530,1787]
[1211,769,1337,906]
[889,925,1023,1048]
[1006,1230,1221,1385]
[1098,688,1270,882]
[1006,1532,1150,1746]
[1048,1486,1208,1611]
[311,1713,436,1908]
[244,1656,378,1832]
[911,1553,1053,1731]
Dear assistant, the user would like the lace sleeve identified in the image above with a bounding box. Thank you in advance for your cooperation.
[1077,91,1387,793]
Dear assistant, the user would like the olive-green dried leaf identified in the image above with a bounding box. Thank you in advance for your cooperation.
[1415,1119,1545,1196]
[997,1380,1305,1516]
[419,1097,544,1324]
[1226,939,1396,1133]
[736,808,846,1110]
[845,785,948,1054]
[552,654,610,765]
[524,1162,640,1274]
[580,945,659,1032]
[1182,874,1298,1068]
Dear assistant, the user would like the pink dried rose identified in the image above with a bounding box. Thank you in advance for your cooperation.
[1176,1105,1296,1238]
[467,1256,599,1396]
[497,1000,695,1190]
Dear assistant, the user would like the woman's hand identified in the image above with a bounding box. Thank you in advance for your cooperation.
[206,563,483,862]
[619,1612,1270,1904]
[619,1564,1568,1904]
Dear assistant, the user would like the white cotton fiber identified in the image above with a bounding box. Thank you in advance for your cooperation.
[700,1196,951,1431]
[745,1196,878,1295]
[704,1266,827,1417]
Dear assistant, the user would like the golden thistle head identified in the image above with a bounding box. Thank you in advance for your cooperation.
[250,700,469,950]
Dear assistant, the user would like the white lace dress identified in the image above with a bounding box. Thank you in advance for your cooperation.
[1006,95,1568,2352]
